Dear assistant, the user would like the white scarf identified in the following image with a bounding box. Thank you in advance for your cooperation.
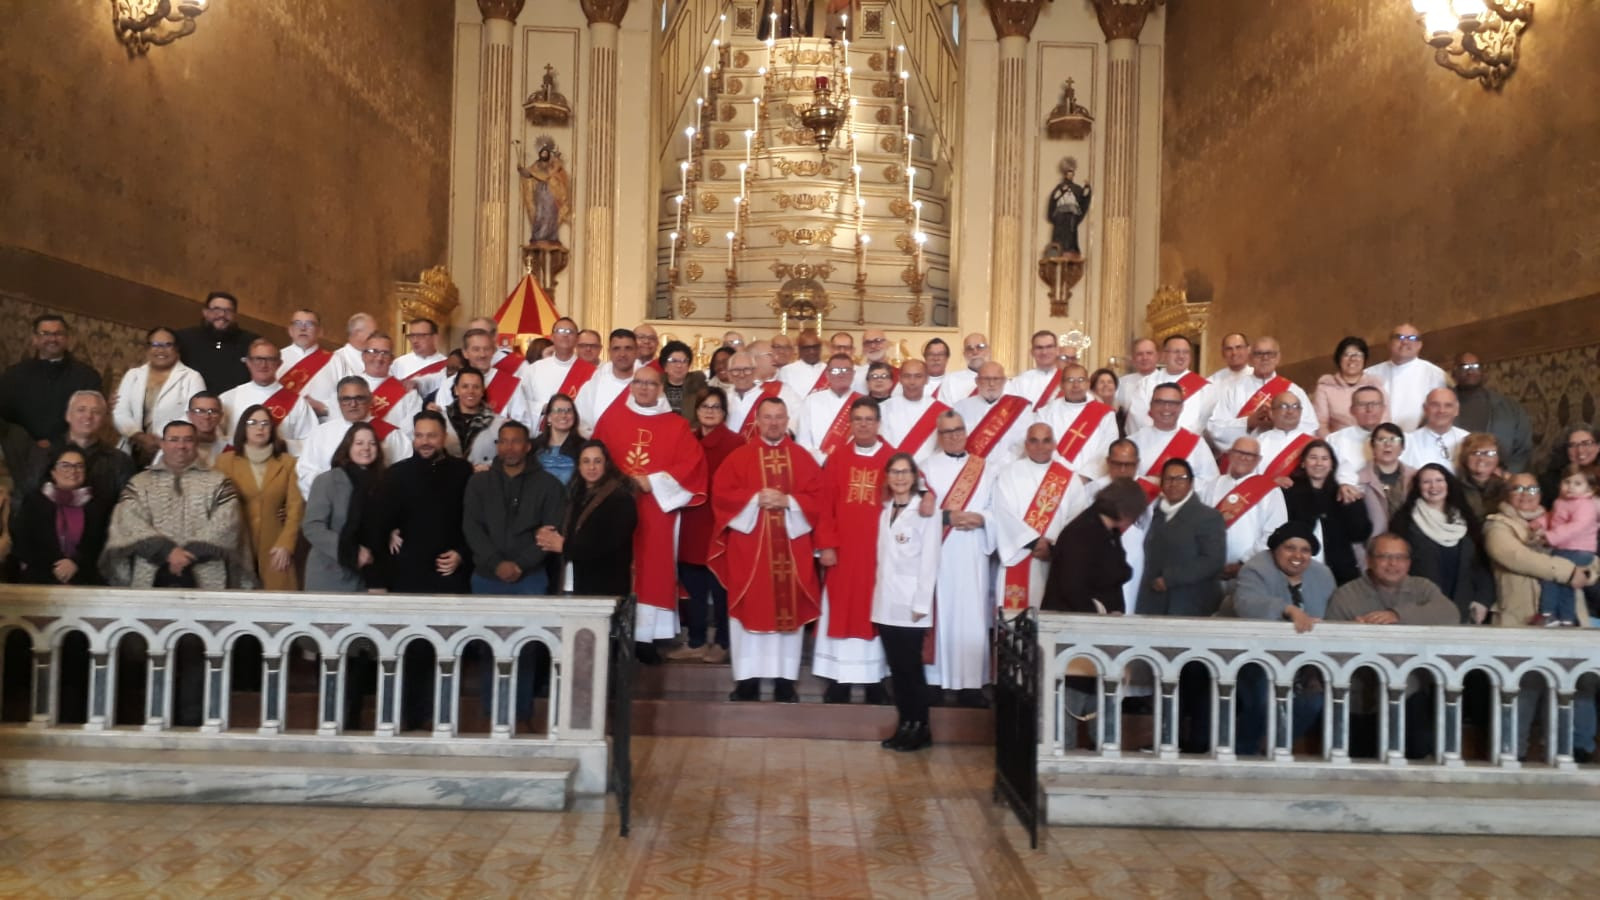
[1413,501,1468,547]
[1158,491,1192,520]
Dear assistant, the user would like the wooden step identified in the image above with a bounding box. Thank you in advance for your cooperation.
[633,697,991,743]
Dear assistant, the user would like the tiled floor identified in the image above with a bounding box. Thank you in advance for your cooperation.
[0,735,1594,897]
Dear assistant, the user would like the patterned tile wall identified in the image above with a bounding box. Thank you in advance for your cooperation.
[0,291,148,395]
[1491,344,1600,469]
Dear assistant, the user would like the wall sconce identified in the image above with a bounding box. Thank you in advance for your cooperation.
[113,0,209,55]
[1408,1,1533,89]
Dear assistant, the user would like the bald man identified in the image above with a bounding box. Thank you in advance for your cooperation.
[1204,436,1288,581]
[1365,323,1447,433]
[1400,387,1470,473]
[940,332,990,401]
[993,423,1089,613]
[302,312,377,414]
[778,329,827,395]
[1115,337,1159,412]
[952,361,1032,462]
[1207,336,1317,451]
[770,333,795,368]
[879,360,947,460]
[633,324,660,371]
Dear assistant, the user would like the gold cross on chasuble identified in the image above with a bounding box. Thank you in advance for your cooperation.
[846,466,881,504]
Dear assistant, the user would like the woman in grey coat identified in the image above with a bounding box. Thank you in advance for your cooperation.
[302,423,387,592]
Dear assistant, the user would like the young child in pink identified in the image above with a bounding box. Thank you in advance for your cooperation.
[1541,465,1600,626]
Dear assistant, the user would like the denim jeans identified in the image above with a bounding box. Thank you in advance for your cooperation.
[1234,665,1325,757]
[471,570,550,596]
[678,562,729,649]
[1541,549,1595,622]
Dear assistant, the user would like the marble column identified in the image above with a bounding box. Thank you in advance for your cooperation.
[580,0,629,336]
[1091,0,1159,363]
[983,0,1049,373]
[473,0,526,319]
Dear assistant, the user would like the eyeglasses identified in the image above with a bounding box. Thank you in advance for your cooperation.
[1392,334,1422,342]
[1569,440,1598,450]
[577,342,601,350]
[363,349,394,358]
[937,426,966,435]
[552,327,577,336]
[1352,401,1383,410]
[1373,436,1403,446]
[1161,474,1193,483]
[53,461,85,472]
[1150,398,1183,408]
[548,407,576,416]
[187,407,221,416]
[1470,449,1498,458]
[698,404,725,412]
[1373,552,1412,561]
[1062,377,1087,385]
[887,468,915,476]
[827,367,852,375]
[1273,403,1302,411]
[1251,350,1280,358]
[1510,485,1542,495]
[729,366,756,375]
[247,356,280,365]
[864,338,887,346]
[290,319,318,328]
[963,343,988,352]
[631,379,662,388]
[149,341,176,350]
[867,373,891,381]
[665,357,691,365]
[244,418,273,428]
[338,396,370,405]
[1457,363,1482,371]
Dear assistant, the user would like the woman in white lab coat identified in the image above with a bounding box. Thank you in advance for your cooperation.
[112,326,206,466]
[871,452,942,752]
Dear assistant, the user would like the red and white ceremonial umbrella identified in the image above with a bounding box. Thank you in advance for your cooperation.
[493,273,562,339]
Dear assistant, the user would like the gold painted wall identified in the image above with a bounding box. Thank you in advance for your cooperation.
[1159,0,1600,371]
[0,0,454,332]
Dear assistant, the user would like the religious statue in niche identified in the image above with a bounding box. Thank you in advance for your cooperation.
[517,137,572,291]
[523,64,572,126]
[1039,156,1090,317]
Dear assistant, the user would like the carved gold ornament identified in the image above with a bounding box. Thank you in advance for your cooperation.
[700,192,720,212]
[710,161,727,179]
[1409,0,1533,89]
[907,298,926,326]
[1144,284,1210,344]
[875,107,893,125]
[879,134,900,154]
[1045,78,1094,140]
[113,0,207,54]
[734,50,750,67]
[889,198,912,218]
[394,266,461,327]
[677,295,699,317]
[773,227,835,246]
[725,77,744,95]
[883,165,903,183]
[775,158,834,177]
[864,9,883,36]
[868,52,885,72]
[721,102,738,121]
[777,127,819,146]
[692,226,710,247]
[1088,0,1162,41]
[774,192,837,211]
[715,132,730,149]
[482,0,530,22]
[686,262,704,282]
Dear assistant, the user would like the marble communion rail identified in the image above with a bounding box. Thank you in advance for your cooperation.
[0,585,619,811]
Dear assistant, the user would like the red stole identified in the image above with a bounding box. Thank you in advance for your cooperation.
[407,357,450,380]
[484,370,519,415]
[592,376,635,431]
[809,367,829,394]
[266,348,332,424]
[895,399,950,456]
[1262,432,1314,481]
[1215,474,1281,526]
[818,443,897,640]
[710,439,823,631]
[593,405,708,611]
[1176,371,1209,399]
[1002,461,1073,612]
[1136,428,1203,502]
[939,455,986,539]
[1053,401,1113,465]
[817,392,863,457]
[492,351,525,378]
[1031,372,1061,410]
[369,376,408,422]
[556,357,597,399]
[735,382,783,440]
[965,395,1030,459]
[1236,374,1293,419]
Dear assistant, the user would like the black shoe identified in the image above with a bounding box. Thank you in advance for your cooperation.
[958,689,990,709]
[1576,748,1594,764]
[727,679,759,702]
[635,642,664,665]
[773,678,799,703]
[894,722,932,752]
[881,722,913,749]
[863,684,890,706]
[823,683,851,704]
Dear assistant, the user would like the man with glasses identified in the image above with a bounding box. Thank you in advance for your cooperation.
[778,329,827,395]
[1255,391,1317,483]
[0,315,103,444]
[920,410,998,702]
[1037,363,1117,482]
[632,324,661,372]
[769,333,795,368]
[1009,331,1064,411]
[518,316,596,416]
[725,350,802,440]
[592,365,708,657]
[995,423,1089,614]
[220,339,318,453]
[1326,384,1389,494]
[279,308,323,371]
[102,420,254,590]
[857,329,896,392]
[1204,437,1288,583]
[1128,382,1219,500]
[1453,351,1531,473]
[795,353,865,461]
[435,329,528,422]
[392,317,449,401]
[1401,387,1470,474]
[575,329,604,366]
[1127,334,1216,434]
[1364,323,1446,432]
[296,376,412,498]
[174,291,258,393]
[179,391,228,468]
[922,338,952,399]
[940,333,990,401]
[16,390,135,508]
[880,360,947,460]
[350,333,422,441]
[953,361,1033,463]
[276,309,335,418]
[1207,335,1318,450]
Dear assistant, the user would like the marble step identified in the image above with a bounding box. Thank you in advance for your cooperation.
[1041,773,1600,836]
[0,743,577,811]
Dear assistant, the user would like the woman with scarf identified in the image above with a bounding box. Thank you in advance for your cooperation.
[441,367,502,466]
[302,423,387,592]
[1358,422,1415,535]
[213,404,303,591]
[1457,432,1507,521]
[13,446,110,585]
[1281,440,1372,584]
[536,440,635,596]
[1390,463,1495,624]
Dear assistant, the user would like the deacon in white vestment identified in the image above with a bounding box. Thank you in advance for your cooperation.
[993,424,1090,612]
[879,360,945,460]
[1325,384,1389,487]
[1208,337,1318,450]
[952,362,1033,463]
[920,412,999,691]
[1127,381,1220,498]
[574,331,649,437]
[1204,438,1289,578]
[295,378,413,499]
[1365,323,1447,433]
[218,341,318,453]
[1034,364,1118,483]
[518,322,590,414]
[793,354,861,460]
[1125,335,1217,434]
[1114,338,1160,411]
[1400,387,1470,473]
[1007,332,1065,411]
[723,352,806,437]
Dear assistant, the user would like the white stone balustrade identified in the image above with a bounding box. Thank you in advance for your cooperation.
[0,585,619,808]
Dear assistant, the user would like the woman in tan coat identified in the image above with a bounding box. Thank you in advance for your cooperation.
[213,404,304,591]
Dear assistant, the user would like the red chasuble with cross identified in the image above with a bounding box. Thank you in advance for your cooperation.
[710,437,824,632]
[1054,400,1114,464]
[593,404,708,612]
[816,442,897,640]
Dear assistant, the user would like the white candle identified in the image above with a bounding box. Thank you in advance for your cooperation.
[738,162,747,196]
[844,65,853,98]
[733,196,741,236]
[744,130,753,167]
[913,199,922,234]
[679,161,688,195]
[727,231,736,269]
[719,13,727,45]
[684,127,696,174]
[674,194,684,235]
[669,231,678,269]
[906,166,915,204]
[860,233,870,272]
[703,66,711,99]
[889,19,896,48]
[768,12,776,49]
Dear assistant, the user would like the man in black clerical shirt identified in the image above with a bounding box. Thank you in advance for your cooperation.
[174,291,258,393]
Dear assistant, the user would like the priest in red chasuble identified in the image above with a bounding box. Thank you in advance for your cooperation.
[710,397,824,703]
[591,366,707,652]
[813,397,896,703]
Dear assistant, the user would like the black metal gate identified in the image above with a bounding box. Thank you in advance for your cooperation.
[993,608,1040,849]
[608,593,636,837]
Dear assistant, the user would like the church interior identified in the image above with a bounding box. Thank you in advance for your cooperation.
[4,0,1600,894]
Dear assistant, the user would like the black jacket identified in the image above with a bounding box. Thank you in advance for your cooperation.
[0,355,103,442]
[462,459,566,580]
[374,453,475,594]
[13,487,110,585]
[563,485,636,596]
[1282,479,1373,584]
[175,324,258,393]
[1043,509,1132,613]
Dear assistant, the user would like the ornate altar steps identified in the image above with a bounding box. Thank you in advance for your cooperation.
[632,658,992,744]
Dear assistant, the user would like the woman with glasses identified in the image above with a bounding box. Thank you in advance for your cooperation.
[1539,424,1600,510]
[111,326,206,467]
[214,404,304,591]
[13,446,110,585]
[441,367,502,466]
[1358,423,1415,535]
[1457,433,1507,521]
[1088,367,1125,437]
[670,387,743,663]
[1281,440,1372,585]
[658,340,706,420]
[871,453,941,751]
[1311,336,1385,436]
[529,392,583,486]
[1390,463,1494,624]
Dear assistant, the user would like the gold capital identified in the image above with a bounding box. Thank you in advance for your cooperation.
[477,0,526,23]
[580,0,630,26]
[984,0,1051,40]
[1090,0,1163,42]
